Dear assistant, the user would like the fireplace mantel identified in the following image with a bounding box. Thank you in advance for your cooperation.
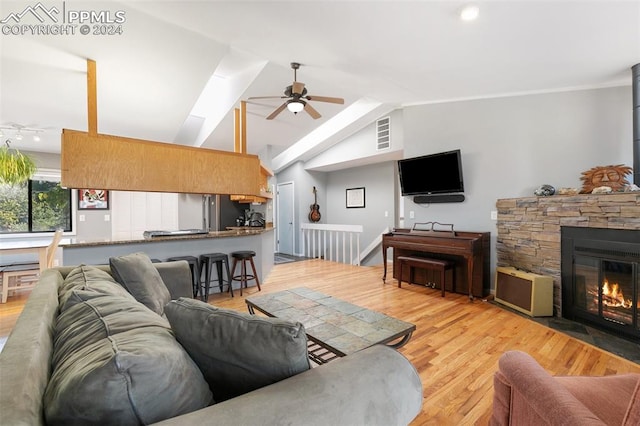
[496,193,640,315]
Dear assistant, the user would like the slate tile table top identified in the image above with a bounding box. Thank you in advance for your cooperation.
[246,287,416,363]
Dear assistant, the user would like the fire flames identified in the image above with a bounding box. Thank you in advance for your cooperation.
[602,279,633,309]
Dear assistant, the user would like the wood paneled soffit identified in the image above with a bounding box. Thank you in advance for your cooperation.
[61,129,260,195]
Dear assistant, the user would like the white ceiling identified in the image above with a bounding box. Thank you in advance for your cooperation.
[1,1,639,172]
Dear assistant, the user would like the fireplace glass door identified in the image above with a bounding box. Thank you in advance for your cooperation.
[561,226,640,341]
[601,260,635,325]
[574,255,637,327]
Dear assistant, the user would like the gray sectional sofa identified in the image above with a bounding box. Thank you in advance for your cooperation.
[0,258,423,425]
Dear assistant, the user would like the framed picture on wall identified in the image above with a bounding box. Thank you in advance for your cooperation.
[78,189,109,210]
[346,187,365,208]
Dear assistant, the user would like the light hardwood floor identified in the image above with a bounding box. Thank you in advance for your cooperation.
[1,259,639,425]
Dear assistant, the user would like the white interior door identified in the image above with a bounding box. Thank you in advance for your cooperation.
[276,182,294,255]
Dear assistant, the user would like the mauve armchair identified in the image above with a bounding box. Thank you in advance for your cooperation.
[490,350,640,426]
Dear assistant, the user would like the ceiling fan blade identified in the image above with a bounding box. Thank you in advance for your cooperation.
[248,96,286,100]
[304,102,321,119]
[292,82,305,96]
[305,95,345,104]
[266,102,288,120]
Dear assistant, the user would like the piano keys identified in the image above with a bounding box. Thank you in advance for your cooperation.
[382,228,490,300]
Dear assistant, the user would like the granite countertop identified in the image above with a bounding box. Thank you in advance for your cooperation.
[64,226,274,248]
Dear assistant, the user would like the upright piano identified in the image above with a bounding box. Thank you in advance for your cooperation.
[382,227,490,299]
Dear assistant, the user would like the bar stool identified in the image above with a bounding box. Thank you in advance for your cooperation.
[167,256,200,298]
[199,253,233,301]
[230,250,261,296]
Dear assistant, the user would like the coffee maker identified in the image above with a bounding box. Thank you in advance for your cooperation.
[248,211,265,227]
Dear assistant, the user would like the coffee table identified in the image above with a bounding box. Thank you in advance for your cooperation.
[246,287,416,364]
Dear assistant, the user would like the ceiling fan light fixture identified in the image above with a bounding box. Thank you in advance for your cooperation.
[287,100,305,113]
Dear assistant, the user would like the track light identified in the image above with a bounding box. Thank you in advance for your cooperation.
[0,125,47,143]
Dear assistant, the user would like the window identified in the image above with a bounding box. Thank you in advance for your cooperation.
[0,177,72,234]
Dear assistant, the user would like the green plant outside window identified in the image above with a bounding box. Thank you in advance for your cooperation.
[0,180,72,233]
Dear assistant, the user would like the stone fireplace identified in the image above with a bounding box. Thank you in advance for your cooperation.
[496,193,640,327]
[495,64,640,340]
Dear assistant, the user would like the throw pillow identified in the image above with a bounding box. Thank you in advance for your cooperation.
[109,252,171,315]
[165,297,310,402]
[44,289,212,426]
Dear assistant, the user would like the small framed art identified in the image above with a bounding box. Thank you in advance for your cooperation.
[78,189,109,210]
[346,187,365,208]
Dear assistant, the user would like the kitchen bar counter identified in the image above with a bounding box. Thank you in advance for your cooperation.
[65,226,272,248]
[62,227,275,290]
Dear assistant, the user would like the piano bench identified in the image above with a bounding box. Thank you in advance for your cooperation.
[397,256,454,297]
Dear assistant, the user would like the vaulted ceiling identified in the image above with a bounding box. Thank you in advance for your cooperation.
[1,1,639,172]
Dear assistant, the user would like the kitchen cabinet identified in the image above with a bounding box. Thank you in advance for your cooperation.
[231,163,273,204]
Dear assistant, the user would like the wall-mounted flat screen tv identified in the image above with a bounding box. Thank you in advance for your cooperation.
[398,149,464,195]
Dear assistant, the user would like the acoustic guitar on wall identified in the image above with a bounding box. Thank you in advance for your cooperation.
[309,186,321,222]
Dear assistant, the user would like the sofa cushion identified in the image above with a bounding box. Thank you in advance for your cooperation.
[44,289,212,426]
[52,290,171,366]
[109,252,171,315]
[58,264,133,306]
[165,297,311,402]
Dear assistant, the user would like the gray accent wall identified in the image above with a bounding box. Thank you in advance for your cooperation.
[325,162,396,265]
[401,86,632,283]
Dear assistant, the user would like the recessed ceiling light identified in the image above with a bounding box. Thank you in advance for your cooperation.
[460,5,479,21]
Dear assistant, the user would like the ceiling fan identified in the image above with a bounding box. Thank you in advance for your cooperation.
[249,62,344,120]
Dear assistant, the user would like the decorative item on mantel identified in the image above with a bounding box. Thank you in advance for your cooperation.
[591,186,613,194]
[557,187,580,195]
[580,164,632,194]
[533,184,555,196]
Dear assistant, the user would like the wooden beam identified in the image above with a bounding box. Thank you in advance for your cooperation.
[234,108,240,154]
[61,129,260,195]
[240,100,247,154]
[86,59,98,136]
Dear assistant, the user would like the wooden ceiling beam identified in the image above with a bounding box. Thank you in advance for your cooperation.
[240,100,247,154]
[234,107,241,154]
[87,59,98,136]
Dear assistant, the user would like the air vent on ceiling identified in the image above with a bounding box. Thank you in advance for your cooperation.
[376,116,390,150]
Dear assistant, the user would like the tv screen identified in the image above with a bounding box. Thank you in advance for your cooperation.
[398,149,464,195]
